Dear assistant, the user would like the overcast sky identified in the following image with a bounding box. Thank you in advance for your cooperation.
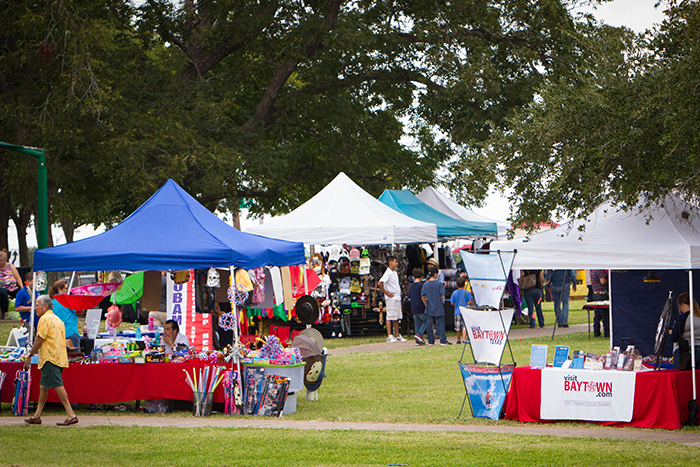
[8,1,670,252]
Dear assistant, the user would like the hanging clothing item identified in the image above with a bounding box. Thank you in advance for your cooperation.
[251,268,266,304]
[280,266,294,311]
[359,257,371,275]
[250,268,276,309]
[290,265,322,298]
[268,267,284,307]
[235,269,254,291]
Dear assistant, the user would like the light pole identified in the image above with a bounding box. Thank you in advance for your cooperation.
[0,141,48,250]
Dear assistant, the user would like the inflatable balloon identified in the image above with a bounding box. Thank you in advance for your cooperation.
[105,304,122,328]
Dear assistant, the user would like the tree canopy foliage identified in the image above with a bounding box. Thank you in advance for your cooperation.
[1,0,648,260]
[478,0,700,229]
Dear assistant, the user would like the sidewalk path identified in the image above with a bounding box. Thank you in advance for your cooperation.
[1,415,699,447]
[332,324,591,355]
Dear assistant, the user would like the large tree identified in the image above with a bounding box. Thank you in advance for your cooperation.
[481,0,700,229]
[1,0,605,250]
[109,0,597,218]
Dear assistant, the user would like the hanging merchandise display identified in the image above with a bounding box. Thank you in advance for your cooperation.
[206,267,220,288]
[228,284,249,305]
[170,270,191,285]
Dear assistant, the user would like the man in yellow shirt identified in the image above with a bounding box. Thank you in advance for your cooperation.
[23,295,78,426]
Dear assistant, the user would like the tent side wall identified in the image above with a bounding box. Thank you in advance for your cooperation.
[611,270,700,356]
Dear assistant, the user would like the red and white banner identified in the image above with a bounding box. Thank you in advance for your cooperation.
[459,307,514,365]
[540,368,636,422]
[166,270,212,351]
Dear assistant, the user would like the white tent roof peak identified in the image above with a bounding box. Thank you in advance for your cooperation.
[491,195,700,270]
[416,187,510,238]
[246,172,438,245]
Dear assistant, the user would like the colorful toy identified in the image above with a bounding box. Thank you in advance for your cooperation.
[219,312,236,331]
[227,283,249,305]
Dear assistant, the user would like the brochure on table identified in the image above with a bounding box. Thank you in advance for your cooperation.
[530,345,547,369]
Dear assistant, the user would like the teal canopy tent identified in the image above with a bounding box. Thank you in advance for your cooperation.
[378,190,498,238]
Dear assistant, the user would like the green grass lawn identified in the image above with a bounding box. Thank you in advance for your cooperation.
[1,426,698,467]
[1,318,699,465]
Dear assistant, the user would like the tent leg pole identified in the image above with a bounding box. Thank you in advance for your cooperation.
[68,272,76,291]
[608,272,614,350]
[29,272,37,345]
[690,270,696,400]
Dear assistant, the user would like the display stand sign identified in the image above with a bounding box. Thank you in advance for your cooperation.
[459,307,514,365]
[459,364,515,420]
[540,368,636,422]
[457,250,517,420]
[460,250,516,309]
[167,269,212,351]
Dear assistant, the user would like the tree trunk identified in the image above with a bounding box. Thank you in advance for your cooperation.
[0,195,10,252]
[61,217,76,243]
[232,205,241,231]
[11,205,31,267]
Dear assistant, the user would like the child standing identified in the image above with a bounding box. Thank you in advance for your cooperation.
[449,277,473,344]
[409,268,427,346]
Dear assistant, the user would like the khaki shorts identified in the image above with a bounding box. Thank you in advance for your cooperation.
[386,300,402,321]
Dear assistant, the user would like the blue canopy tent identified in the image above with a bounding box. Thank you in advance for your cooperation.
[33,179,305,271]
[378,190,498,238]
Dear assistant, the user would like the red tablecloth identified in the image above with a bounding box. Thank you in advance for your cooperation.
[504,366,700,430]
[0,362,227,404]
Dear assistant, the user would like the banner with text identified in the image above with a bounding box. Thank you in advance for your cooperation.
[167,270,212,351]
[459,307,514,365]
[540,368,636,422]
[460,363,514,420]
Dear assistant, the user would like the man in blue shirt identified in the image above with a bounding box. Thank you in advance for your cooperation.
[421,266,451,346]
[14,272,40,329]
[545,270,578,327]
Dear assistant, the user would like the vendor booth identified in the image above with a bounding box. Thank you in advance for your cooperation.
[246,172,442,338]
[416,187,510,238]
[2,179,309,415]
[491,195,700,429]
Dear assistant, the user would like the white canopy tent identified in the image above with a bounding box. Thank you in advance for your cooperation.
[491,195,700,402]
[246,172,438,245]
[491,196,700,270]
[416,187,510,238]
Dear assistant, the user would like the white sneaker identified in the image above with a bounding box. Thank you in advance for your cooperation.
[387,335,397,343]
[396,335,407,342]
[338,333,343,338]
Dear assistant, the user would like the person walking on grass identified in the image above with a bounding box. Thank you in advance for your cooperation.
[23,295,78,426]
[422,266,451,346]
[379,255,406,343]
[450,276,473,344]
